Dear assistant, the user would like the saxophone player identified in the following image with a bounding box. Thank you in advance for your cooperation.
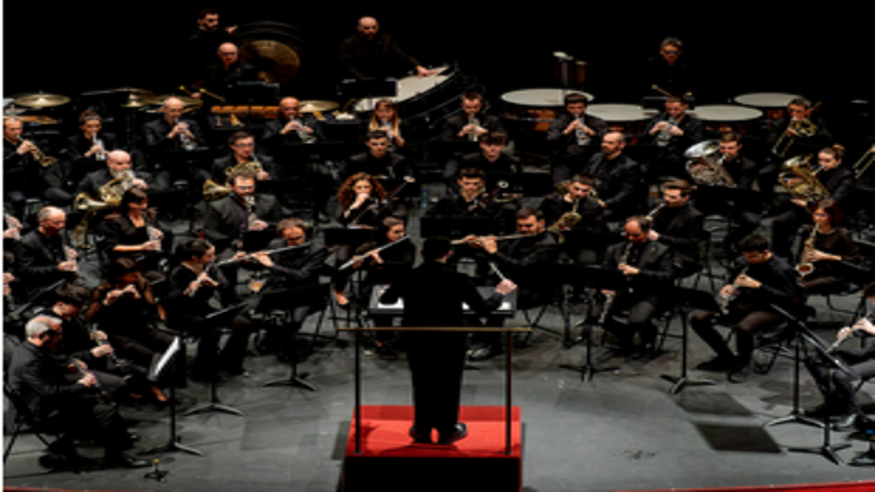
[795,198,860,296]
[211,131,276,183]
[546,93,609,184]
[690,234,803,383]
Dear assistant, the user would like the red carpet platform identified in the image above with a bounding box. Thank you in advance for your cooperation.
[619,482,875,492]
[341,405,522,492]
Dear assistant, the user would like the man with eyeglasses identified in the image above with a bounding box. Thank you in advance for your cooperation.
[642,36,693,99]
[594,215,675,361]
[211,131,276,184]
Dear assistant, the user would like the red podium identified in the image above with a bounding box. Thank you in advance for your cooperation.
[338,326,529,492]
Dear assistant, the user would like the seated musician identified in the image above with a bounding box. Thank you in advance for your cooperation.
[249,217,331,359]
[40,282,164,402]
[363,99,406,152]
[211,131,277,184]
[64,110,119,187]
[441,92,505,142]
[444,131,519,181]
[690,133,761,251]
[85,258,173,373]
[346,131,409,180]
[338,16,436,80]
[467,207,561,361]
[647,179,705,278]
[803,283,875,438]
[546,92,609,184]
[770,144,856,260]
[540,174,608,264]
[642,37,693,99]
[3,117,71,211]
[334,217,415,360]
[101,188,170,283]
[203,168,282,259]
[593,216,675,361]
[765,97,833,159]
[18,206,79,297]
[166,239,253,379]
[9,315,148,469]
[198,42,260,102]
[260,96,323,150]
[642,95,705,178]
[796,198,860,296]
[582,131,647,222]
[691,234,803,383]
[142,97,205,187]
[76,150,151,199]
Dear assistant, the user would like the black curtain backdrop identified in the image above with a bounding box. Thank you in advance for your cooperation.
[3,2,873,116]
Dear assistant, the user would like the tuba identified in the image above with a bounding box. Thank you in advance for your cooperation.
[772,118,817,158]
[778,154,830,203]
[684,140,736,187]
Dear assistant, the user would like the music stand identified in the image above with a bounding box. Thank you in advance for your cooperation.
[558,265,625,381]
[183,303,251,418]
[769,305,857,465]
[140,337,204,457]
[658,287,718,394]
[256,286,321,391]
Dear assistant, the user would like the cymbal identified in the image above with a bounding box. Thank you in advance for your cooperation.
[13,93,71,108]
[299,100,338,113]
[16,115,58,125]
[120,93,155,108]
[240,39,301,83]
[111,87,154,96]
[141,95,204,107]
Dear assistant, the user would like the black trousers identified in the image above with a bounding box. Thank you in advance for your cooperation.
[690,308,784,363]
[407,333,467,437]
[42,394,132,458]
[805,346,875,414]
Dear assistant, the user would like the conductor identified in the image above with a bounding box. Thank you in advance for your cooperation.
[379,237,516,445]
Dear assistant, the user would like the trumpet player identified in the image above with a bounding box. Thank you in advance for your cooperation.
[795,198,860,296]
[143,97,203,154]
[211,131,276,183]
[441,92,504,142]
[546,92,608,184]
[690,234,803,383]
[3,117,71,210]
[65,110,118,185]
[802,283,875,437]
[770,144,856,260]
[643,96,704,178]
[260,97,323,150]
[18,207,79,297]
[646,180,705,278]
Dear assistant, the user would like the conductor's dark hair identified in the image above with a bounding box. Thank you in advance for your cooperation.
[516,207,544,221]
[564,93,589,106]
[737,234,769,253]
[422,236,451,261]
[54,282,90,306]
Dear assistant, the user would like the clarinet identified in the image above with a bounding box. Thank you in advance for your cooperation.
[70,358,114,404]
[599,242,632,326]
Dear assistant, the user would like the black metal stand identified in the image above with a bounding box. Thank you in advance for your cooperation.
[785,366,850,465]
[660,315,716,394]
[264,324,318,391]
[560,298,618,382]
[183,371,244,417]
[763,332,823,429]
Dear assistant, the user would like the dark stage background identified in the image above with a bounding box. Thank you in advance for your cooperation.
[3,2,873,119]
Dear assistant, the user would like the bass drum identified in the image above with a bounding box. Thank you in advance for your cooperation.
[235,22,306,83]
[354,65,479,140]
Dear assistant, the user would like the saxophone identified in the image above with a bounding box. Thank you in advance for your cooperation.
[796,224,819,280]
[599,242,633,326]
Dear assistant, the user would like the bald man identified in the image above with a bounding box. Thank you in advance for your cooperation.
[199,42,259,102]
[142,97,207,188]
[76,150,152,199]
[3,117,72,211]
[260,97,324,150]
[338,16,435,80]
[18,207,80,296]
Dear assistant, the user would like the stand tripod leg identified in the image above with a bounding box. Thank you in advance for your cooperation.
[560,317,617,382]
[183,373,244,417]
[264,330,318,391]
[660,318,715,394]
[139,384,205,457]
[764,337,823,429]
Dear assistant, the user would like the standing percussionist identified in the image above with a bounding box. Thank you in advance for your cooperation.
[379,237,517,445]
[642,37,693,99]
[691,234,803,383]
[647,180,706,278]
[546,92,609,184]
[338,16,436,80]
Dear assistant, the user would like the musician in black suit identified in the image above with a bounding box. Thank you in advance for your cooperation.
[765,97,833,160]
[8,316,147,468]
[647,180,706,278]
[63,110,119,188]
[468,208,560,360]
[203,168,283,255]
[18,207,78,297]
[346,131,409,180]
[142,97,205,188]
[379,237,516,445]
[441,92,505,142]
[337,16,435,80]
[184,7,236,86]
[596,216,676,360]
[642,96,705,178]
[583,132,647,222]
[76,150,152,199]
[250,218,331,358]
[444,131,519,181]
[260,97,323,151]
[770,145,856,260]
[211,131,277,184]
[540,174,608,263]
[546,92,609,184]
[3,117,71,211]
[198,42,260,103]
[690,234,803,383]
[641,37,693,98]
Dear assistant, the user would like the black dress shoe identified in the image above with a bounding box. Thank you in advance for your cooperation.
[105,452,150,469]
[696,355,735,372]
[409,426,432,444]
[727,362,751,384]
[437,423,468,445]
[850,450,875,466]
[832,414,859,432]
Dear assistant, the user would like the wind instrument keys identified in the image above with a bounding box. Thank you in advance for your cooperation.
[174,117,198,151]
[656,116,677,147]
[92,131,107,161]
[574,116,591,147]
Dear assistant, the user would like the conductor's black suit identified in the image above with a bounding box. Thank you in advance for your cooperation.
[379,260,504,440]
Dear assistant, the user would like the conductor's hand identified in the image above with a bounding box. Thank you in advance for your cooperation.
[251,251,274,268]
[495,279,517,296]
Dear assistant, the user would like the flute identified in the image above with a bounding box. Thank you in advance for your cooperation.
[216,242,312,267]
[338,236,409,271]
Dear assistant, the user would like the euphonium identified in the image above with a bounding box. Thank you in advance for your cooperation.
[778,154,830,203]
[684,140,736,187]
[772,118,817,158]
[72,170,135,248]
[796,224,819,280]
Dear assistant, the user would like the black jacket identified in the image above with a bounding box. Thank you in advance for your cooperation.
[546,112,609,162]
[338,33,420,80]
[650,203,706,269]
[9,341,90,424]
[604,240,675,306]
[441,112,505,142]
[17,230,78,296]
[143,117,204,154]
[211,154,278,183]
[203,193,283,251]
[583,153,645,214]
[261,115,324,148]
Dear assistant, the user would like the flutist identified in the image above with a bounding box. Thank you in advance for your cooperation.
[690,234,803,383]
[803,283,875,436]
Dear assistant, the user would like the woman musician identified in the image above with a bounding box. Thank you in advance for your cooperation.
[796,198,860,296]
[365,99,406,152]
[166,239,253,380]
[803,283,875,437]
[101,188,171,284]
[333,217,415,359]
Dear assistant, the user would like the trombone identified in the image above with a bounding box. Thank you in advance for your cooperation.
[853,149,874,179]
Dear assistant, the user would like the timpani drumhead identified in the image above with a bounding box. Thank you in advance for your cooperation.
[733,92,802,108]
[355,66,451,112]
[691,105,763,122]
[584,104,651,122]
[501,88,594,108]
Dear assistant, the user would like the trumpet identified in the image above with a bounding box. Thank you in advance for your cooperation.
[293,118,317,144]
[20,137,57,167]
[853,149,874,180]
[468,115,481,142]
[656,116,677,147]
[92,132,107,161]
[174,117,198,151]
[574,116,591,146]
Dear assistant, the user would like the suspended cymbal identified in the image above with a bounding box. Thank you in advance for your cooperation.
[299,100,338,113]
[240,39,301,84]
[141,95,203,107]
[15,115,58,125]
[111,87,154,95]
[120,92,156,108]
[14,93,71,108]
